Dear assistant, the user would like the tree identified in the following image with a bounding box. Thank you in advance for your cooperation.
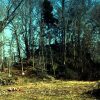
[0,0,24,32]
[61,0,66,64]
[42,0,58,27]
[91,4,100,26]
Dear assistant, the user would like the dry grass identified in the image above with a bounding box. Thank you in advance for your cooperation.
[0,75,97,100]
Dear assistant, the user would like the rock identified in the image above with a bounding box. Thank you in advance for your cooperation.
[22,72,25,76]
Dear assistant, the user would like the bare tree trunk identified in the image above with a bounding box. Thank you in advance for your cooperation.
[14,30,21,62]
[39,13,45,72]
[48,35,54,75]
[61,0,66,65]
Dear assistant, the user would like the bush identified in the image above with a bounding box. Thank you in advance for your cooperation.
[0,78,15,86]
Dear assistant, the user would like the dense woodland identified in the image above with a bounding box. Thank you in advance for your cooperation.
[0,0,100,81]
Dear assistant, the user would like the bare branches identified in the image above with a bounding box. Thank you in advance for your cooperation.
[0,0,24,32]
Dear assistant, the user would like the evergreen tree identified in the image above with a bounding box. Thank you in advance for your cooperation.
[42,0,58,26]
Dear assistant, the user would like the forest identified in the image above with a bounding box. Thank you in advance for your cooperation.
[0,0,100,100]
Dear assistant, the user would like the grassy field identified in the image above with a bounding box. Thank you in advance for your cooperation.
[0,72,99,100]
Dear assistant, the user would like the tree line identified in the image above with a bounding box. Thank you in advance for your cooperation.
[0,0,100,80]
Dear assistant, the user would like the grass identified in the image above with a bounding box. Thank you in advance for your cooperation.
[0,71,98,100]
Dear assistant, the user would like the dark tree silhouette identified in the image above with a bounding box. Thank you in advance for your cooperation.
[42,0,58,26]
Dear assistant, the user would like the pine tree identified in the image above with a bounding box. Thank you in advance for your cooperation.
[42,0,58,26]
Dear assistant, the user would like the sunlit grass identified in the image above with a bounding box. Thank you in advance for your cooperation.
[0,75,97,100]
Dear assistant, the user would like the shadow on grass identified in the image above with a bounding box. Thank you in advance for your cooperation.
[84,88,100,100]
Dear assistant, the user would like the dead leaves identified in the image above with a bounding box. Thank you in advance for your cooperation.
[7,87,23,92]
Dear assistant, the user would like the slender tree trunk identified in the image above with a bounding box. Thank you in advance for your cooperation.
[39,13,45,72]
[48,35,54,74]
[14,30,21,62]
[62,0,66,64]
